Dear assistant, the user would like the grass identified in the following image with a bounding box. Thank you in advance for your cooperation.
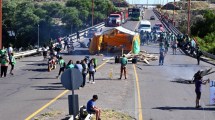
[91,109,135,120]
[33,110,62,120]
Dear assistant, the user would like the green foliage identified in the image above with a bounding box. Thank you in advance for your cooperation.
[3,0,117,48]
[191,10,215,37]
[191,10,215,54]
[196,32,215,54]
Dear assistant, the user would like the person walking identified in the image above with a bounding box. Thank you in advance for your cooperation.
[56,56,66,78]
[87,95,101,120]
[88,59,96,84]
[81,59,88,87]
[193,71,210,108]
[159,48,166,65]
[9,53,16,75]
[1,54,9,77]
[119,55,128,79]
[196,46,203,65]
[171,38,177,55]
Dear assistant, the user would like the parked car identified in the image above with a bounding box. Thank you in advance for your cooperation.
[154,23,164,32]
[150,16,155,20]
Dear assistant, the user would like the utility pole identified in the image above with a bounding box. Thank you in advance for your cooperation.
[92,0,94,26]
[0,0,2,49]
[187,0,191,35]
[173,0,175,26]
[166,0,168,13]
[38,24,40,48]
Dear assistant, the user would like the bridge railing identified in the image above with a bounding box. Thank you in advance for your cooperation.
[153,9,215,60]
[13,22,105,59]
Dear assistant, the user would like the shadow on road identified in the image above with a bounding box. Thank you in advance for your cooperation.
[23,68,48,72]
[27,63,47,66]
[153,106,215,111]
[29,77,56,80]
[171,78,194,84]
[171,64,208,67]
[31,85,65,90]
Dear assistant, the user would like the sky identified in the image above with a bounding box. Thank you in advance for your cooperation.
[126,0,180,5]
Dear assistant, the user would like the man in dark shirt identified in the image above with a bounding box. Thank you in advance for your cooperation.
[196,46,203,65]
[87,95,101,120]
[194,72,210,108]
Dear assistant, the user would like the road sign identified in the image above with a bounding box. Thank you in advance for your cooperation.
[61,68,83,90]
[210,80,215,105]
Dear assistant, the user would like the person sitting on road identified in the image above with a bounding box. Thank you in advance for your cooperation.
[87,95,101,120]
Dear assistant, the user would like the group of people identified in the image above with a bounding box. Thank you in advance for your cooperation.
[0,45,16,77]
[56,56,97,87]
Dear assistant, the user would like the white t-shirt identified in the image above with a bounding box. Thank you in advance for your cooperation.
[8,47,13,54]
[89,63,95,72]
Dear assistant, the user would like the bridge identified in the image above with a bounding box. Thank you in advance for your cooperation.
[134,4,161,7]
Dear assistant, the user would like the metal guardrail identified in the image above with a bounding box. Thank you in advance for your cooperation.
[14,22,105,59]
[153,9,215,60]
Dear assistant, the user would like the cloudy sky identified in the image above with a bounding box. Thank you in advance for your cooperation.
[126,0,180,5]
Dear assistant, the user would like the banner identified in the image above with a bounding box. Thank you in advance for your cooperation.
[209,80,215,105]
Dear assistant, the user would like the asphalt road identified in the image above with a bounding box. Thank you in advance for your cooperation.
[137,9,215,120]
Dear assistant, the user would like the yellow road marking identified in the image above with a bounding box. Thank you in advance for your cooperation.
[133,64,143,120]
[25,60,109,120]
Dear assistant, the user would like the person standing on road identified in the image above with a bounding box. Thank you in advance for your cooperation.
[56,56,66,79]
[196,46,203,65]
[87,95,101,120]
[171,36,177,55]
[88,59,96,84]
[9,53,16,75]
[66,60,74,69]
[193,71,210,108]
[7,44,13,63]
[81,59,88,87]
[1,54,9,77]
[74,60,83,73]
[159,48,166,65]
[119,55,128,79]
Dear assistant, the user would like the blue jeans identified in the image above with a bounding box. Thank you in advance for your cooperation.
[159,56,164,65]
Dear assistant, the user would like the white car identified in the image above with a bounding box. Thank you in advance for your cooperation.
[138,20,151,33]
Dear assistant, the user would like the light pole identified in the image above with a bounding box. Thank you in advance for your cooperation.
[38,24,40,48]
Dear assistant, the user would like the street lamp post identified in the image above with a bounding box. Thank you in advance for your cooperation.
[38,24,40,48]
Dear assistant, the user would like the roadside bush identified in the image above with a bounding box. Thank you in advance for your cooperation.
[196,32,215,54]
